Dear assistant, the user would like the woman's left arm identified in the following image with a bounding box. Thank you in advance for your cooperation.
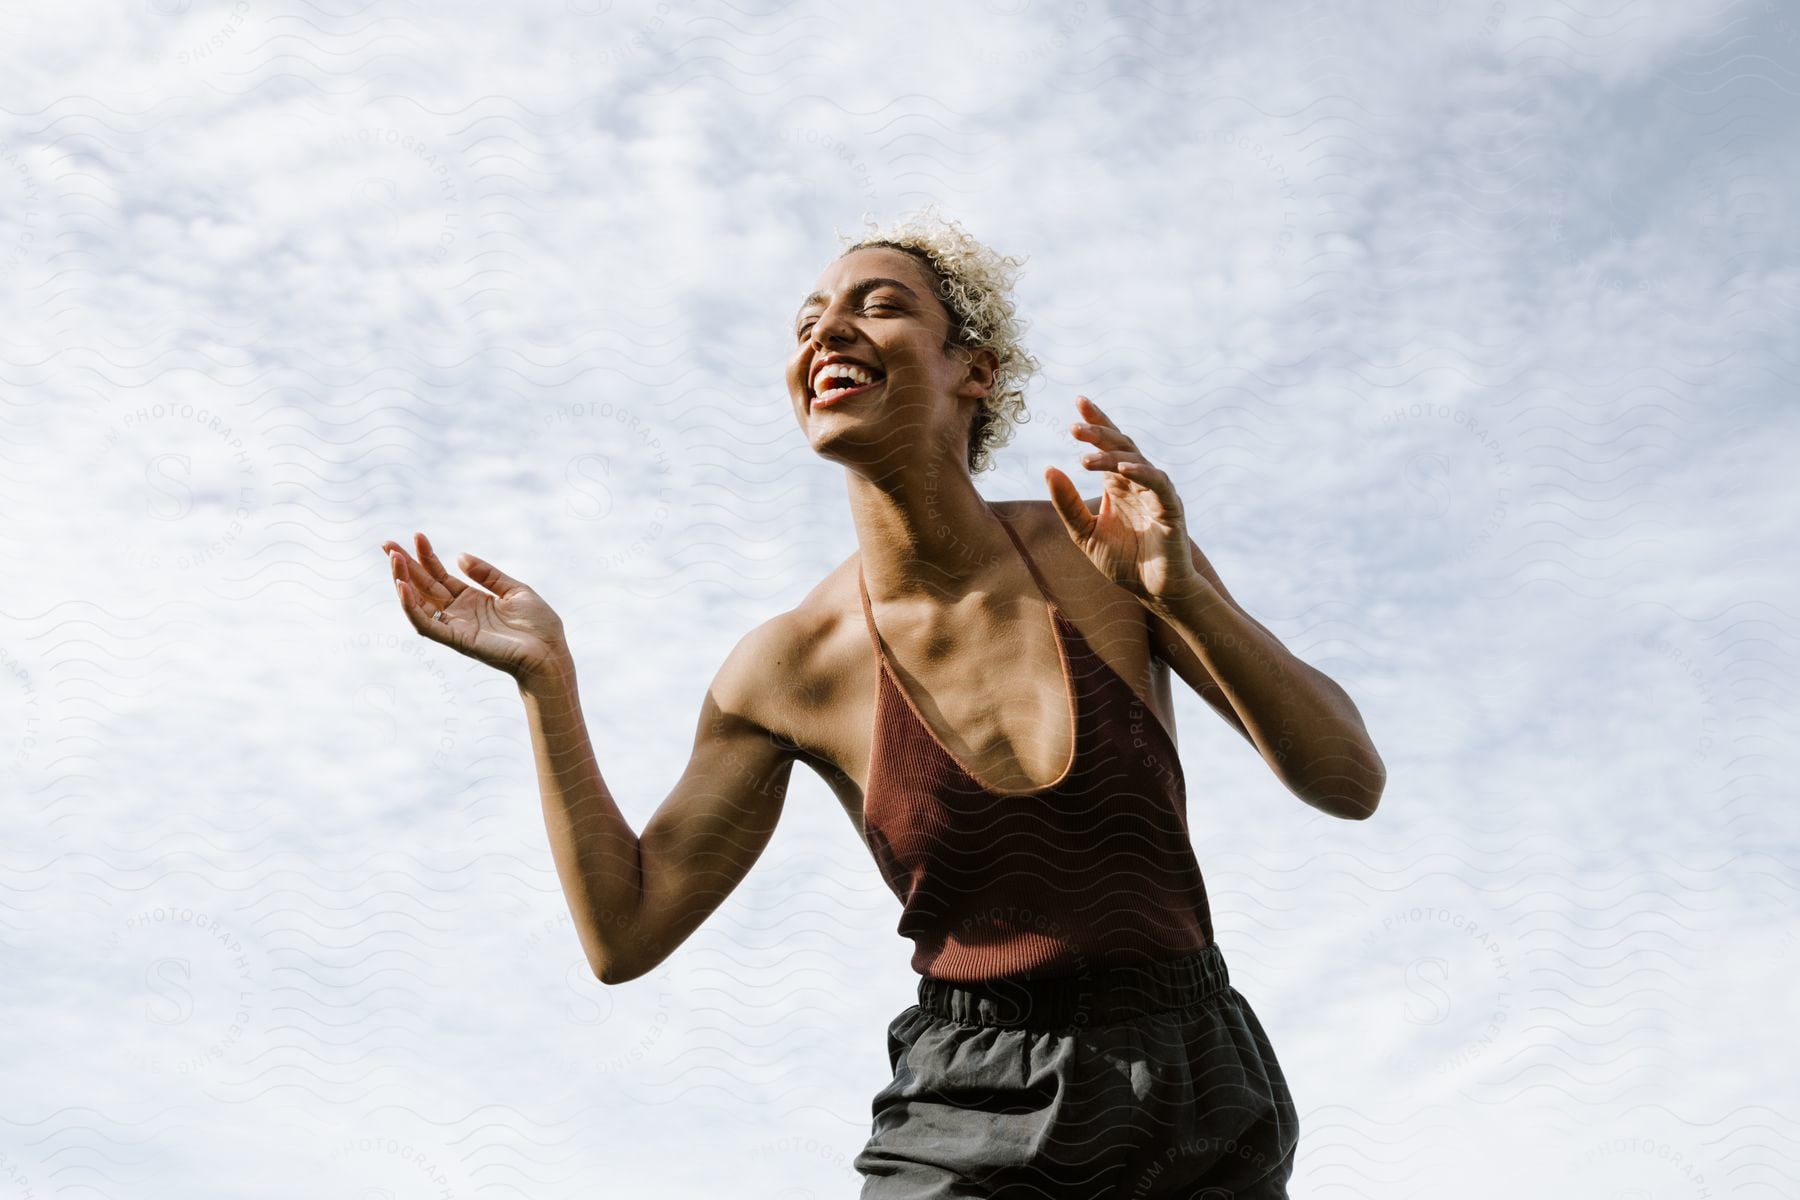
[1045,395,1386,820]
[1144,561,1386,819]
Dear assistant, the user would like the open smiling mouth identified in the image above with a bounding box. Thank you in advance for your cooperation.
[812,371,886,409]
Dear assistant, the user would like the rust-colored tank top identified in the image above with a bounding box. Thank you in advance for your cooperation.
[856,509,1216,983]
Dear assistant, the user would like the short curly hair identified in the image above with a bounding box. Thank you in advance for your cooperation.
[834,206,1041,476]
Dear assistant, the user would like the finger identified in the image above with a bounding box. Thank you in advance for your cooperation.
[1079,448,1148,472]
[414,532,469,599]
[1043,467,1097,542]
[458,552,527,598]
[1072,419,1136,452]
[1115,459,1184,515]
[388,546,452,606]
[1077,395,1120,430]
[393,577,456,645]
[1081,449,1180,512]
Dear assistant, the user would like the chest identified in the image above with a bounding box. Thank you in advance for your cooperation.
[800,585,1176,832]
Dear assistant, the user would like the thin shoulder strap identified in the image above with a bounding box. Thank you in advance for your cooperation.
[855,559,887,658]
[994,508,1065,610]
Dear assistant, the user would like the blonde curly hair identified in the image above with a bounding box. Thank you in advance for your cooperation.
[835,206,1042,475]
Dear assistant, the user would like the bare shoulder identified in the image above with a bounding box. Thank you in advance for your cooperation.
[711,571,862,757]
[994,496,1106,573]
[994,495,1103,528]
[710,605,819,721]
[1002,494,1160,643]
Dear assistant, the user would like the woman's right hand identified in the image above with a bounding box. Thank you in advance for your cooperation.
[382,532,570,688]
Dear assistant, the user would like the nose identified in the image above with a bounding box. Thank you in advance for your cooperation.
[807,299,858,351]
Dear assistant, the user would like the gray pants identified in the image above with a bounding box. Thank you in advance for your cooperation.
[853,943,1298,1198]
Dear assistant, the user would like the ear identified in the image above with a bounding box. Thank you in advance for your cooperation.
[956,346,1000,400]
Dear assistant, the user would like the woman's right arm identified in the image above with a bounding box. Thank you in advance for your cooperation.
[385,532,801,985]
[516,624,799,985]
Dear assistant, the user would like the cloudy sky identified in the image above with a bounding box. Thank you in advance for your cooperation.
[4,0,1797,1195]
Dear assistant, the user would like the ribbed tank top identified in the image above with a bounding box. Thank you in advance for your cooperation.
[856,509,1216,983]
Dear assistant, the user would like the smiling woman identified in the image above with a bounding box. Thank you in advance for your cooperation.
[384,205,1383,1199]
[791,206,1043,475]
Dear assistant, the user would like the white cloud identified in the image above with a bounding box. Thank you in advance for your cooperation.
[4,0,1796,1195]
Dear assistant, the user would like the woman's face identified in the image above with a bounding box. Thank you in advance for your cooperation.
[786,246,993,470]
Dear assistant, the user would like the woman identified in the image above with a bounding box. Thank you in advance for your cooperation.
[381,208,1385,1197]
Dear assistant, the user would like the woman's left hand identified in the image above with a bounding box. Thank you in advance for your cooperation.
[1044,395,1210,604]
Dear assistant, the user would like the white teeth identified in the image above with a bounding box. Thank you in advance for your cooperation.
[816,375,881,404]
[812,361,879,397]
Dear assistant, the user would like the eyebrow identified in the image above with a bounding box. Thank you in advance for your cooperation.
[794,277,920,324]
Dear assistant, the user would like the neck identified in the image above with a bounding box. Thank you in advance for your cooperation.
[848,453,1013,603]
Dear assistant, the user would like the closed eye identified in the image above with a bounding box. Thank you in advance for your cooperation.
[795,301,903,340]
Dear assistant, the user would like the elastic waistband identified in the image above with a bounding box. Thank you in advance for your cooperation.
[915,942,1231,1031]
